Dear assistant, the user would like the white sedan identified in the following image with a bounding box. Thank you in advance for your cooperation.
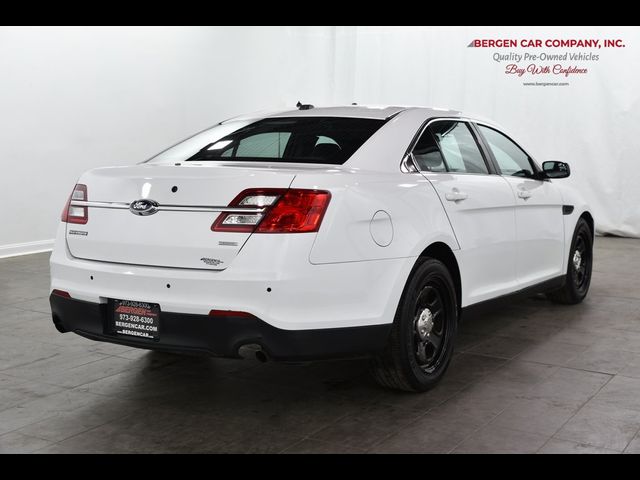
[50,105,593,391]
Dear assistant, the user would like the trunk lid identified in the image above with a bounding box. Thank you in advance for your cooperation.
[66,163,298,270]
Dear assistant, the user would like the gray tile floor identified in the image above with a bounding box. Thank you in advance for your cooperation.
[1,237,639,453]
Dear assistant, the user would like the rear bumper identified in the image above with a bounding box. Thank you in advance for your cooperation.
[50,224,414,331]
[50,294,391,361]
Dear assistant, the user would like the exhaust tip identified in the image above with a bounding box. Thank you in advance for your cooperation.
[238,343,268,362]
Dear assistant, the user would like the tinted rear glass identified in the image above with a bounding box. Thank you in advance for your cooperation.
[185,117,385,165]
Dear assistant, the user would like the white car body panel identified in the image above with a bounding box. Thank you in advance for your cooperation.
[554,182,592,275]
[502,176,565,287]
[424,172,518,305]
[50,105,592,345]
[295,171,458,265]
[52,223,414,330]
[65,164,298,270]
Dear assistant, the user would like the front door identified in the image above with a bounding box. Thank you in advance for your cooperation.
[475,124,564,287]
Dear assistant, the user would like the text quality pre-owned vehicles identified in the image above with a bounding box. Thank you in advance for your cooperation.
[50,106,593,391]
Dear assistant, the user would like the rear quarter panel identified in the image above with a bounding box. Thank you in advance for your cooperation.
[291,171,459,264]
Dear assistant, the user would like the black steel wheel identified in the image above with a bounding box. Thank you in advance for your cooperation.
[371,258,457,392]
[413,285,448,374]
[547,217,593,304]
[571,230,591,295]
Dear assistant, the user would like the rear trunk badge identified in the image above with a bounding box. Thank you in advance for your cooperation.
[129,199,159,216]
[218,241,238,247]
[201,258,223,266]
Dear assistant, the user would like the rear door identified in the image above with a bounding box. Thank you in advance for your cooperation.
[414,120,518,305]
[475,124,564,286]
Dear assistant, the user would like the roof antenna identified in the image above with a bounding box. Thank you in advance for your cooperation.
[296,101,314,110]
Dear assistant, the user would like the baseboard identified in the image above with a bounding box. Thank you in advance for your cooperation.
[0,239,54,259]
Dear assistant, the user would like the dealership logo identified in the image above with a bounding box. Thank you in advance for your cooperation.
[467,38,625,49]
[465,36,626,86]
[129,199,159,216]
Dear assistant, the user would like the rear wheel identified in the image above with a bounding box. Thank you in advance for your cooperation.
[547,218,593,304]
[370,258,457,392]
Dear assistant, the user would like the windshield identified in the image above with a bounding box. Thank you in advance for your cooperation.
[148,117,385,166]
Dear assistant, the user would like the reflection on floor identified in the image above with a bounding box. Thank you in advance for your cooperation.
[1,237,639,453]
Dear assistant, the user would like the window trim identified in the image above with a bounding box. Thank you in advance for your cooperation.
[472,122,544,180]
[403,117,496,176]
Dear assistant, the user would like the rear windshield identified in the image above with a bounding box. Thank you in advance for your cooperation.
[177,117,384,165]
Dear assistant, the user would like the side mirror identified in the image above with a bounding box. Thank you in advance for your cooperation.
[542,161,570,179]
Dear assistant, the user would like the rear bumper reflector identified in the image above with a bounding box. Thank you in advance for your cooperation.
[51,289,71,298]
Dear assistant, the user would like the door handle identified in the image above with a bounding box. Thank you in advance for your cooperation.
[517,190,532,199]
[445,190,468,202]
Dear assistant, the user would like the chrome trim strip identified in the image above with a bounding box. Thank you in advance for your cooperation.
[70,201,129,209]
[70,201,266,214]
[157,205,266,213]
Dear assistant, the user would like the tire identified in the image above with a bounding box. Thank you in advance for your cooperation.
[547,218,593,305]
[370,258,458,392]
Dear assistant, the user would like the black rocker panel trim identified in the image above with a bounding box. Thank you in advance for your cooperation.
[461,275,566,320]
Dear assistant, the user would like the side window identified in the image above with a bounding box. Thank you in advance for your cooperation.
[477,125,535,177]
[428,121,489,174]
[411,129,447,172]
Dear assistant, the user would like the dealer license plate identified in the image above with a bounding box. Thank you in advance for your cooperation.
[112,299,160,340]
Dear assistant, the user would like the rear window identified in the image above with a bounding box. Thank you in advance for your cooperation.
[183,117,385,165]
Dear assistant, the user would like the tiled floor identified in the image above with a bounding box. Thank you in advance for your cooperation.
[1,237,639,454]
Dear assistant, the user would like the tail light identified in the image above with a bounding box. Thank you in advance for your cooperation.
[61,184,88,224]
[212,188,331,234]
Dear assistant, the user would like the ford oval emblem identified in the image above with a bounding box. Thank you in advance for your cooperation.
[129,199,159,216]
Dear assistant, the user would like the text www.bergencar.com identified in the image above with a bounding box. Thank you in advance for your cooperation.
[522,82,570,87]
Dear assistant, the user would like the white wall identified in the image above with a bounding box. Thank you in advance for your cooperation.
[1,26,638,256]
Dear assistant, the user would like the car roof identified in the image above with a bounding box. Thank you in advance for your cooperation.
[268,105,409,120]
[220,105,466,123]
[269,105,466,120]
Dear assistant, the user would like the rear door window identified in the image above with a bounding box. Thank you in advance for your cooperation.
[428,121,489,174]
[411,120,489,174]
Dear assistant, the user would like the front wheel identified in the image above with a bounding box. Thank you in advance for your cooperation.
[547,217,593,304]
[370,258,458,392]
